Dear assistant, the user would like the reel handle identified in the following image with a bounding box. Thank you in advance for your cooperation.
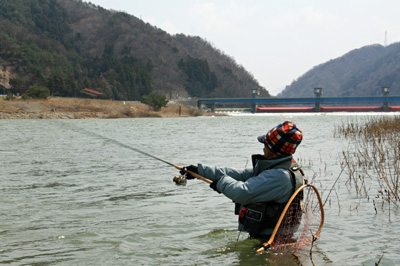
[173,165,213,184]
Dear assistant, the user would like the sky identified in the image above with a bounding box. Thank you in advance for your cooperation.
[89,0,400,95]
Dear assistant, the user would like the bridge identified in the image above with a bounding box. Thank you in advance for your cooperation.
[197,87,400,113]
[197,95,400,113]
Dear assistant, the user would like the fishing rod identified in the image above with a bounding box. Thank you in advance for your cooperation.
[85,129,212,185]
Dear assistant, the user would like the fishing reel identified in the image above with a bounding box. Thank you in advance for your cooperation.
[173,173,187,186]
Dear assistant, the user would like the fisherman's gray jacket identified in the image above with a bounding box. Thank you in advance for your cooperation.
[198,154,304,234]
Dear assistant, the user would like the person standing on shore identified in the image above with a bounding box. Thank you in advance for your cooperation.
[181,121,305,237]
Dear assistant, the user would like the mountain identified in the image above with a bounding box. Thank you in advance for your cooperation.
[279,43,400,97]
[0,0,268,100]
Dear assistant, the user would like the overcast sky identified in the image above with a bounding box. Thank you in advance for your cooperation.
[89,0,400,95]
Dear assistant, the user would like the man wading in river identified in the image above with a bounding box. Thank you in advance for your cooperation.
[181,121,305,237]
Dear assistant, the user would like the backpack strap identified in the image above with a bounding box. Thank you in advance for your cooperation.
[288,161,305,194]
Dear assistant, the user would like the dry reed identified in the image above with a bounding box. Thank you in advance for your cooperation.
[335,116,400,211]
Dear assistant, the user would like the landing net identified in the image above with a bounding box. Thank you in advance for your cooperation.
[272,184,324,251]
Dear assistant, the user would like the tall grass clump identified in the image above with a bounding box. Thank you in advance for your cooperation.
[335,116,400,210]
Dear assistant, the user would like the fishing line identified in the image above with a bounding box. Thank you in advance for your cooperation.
[86,129,212,183]
[55,121,212,184]
[83,128,184,170]
[94,132,176,167]
[56,120,175,167]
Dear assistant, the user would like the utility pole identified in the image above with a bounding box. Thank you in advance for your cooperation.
[384,31,388,47]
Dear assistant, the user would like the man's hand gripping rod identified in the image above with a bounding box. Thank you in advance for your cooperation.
[173,165,212,185]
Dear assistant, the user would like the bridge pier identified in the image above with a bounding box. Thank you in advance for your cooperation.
[314,87,323,112]
[251,89,259,113]
[382,86,390,112]
[251,102,257,113]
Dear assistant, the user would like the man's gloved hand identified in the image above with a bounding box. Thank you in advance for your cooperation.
[180,165,198,179]
[210,179,221,194]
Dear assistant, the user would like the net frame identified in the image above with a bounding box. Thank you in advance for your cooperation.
[257,183,324,253]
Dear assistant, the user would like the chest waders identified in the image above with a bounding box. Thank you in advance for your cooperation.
[234,160,305,237]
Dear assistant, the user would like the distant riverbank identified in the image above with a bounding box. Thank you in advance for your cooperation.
[0,97,217,119]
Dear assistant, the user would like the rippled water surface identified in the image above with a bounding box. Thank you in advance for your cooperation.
[1,114,399,265]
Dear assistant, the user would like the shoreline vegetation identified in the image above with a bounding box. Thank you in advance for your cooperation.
[0,97,219,119]
[335,116,400,212]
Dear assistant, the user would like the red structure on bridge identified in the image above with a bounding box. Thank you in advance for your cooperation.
[257,106,400,112]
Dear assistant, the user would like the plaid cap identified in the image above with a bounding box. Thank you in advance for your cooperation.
[257,121,303,156]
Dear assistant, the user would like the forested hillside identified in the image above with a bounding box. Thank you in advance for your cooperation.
[279,43,400,97]
[0,0,268,101]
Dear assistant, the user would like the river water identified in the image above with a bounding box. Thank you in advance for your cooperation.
[1,113,399,266]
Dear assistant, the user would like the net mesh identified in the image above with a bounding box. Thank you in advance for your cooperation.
[271,185,323,251]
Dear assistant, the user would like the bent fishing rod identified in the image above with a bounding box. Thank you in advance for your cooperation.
[85,129,212,185]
